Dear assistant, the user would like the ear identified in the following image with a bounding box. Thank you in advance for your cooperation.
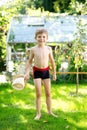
[46,35,48,40]
[34,36,36,40]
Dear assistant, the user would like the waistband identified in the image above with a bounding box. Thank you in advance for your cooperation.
[33,66,49,71]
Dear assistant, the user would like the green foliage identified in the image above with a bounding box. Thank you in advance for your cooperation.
[3,0,86,14]
[0,11,9,71]
[71,18,87,69]
[53,0,71,13]
[54,17,87,82]
[0,1,22,71]
[68,0,87,14]
[0,0,87,77]
[53,1,60,13]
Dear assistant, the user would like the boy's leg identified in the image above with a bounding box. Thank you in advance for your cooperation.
[43,79,58,117]
[34,78,42,120]
[42,79,52,114]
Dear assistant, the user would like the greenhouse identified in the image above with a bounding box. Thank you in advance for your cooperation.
[6,15,87,73]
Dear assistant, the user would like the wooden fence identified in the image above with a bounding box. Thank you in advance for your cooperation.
[56,72,87,74]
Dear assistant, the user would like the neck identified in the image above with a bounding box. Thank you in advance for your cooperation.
[37,44,45,48]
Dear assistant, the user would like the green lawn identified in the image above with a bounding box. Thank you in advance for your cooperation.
[0,82,87,130]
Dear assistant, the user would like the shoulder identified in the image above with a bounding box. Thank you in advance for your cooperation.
[46,45,51,49]
[30,46,37,52]
[46,46,52,52]
[29,47,36,56]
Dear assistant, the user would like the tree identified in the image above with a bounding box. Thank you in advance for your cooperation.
[53,0,71,13]
[0,3,19,71]
[68,0,87,14]
[0,10,9,71]
[71,17,87,94]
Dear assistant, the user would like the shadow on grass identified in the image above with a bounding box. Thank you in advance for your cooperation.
[0,107,87,130]
[0,82,87,130]
[51,82,87,111]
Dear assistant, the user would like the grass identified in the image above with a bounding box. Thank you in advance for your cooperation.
[0,81,87,130]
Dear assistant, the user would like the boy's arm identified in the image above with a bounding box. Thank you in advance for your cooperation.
[49,47,56,81]
[24,48,34,80]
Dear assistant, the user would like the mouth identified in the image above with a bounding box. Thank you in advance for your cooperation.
[39,40,44,42]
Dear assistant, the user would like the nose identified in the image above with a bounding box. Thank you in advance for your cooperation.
[40,37,44,40]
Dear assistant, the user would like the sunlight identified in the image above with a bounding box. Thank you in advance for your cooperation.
[15,100,28,108]
[0,0,13,6]
[52,99,77,111]
[61,62,69,70]
[27,83,35,90]
[19,115,28,123]
[7,89,13,93]
[14,100,34,109]
[79,88,87,94]
[68,116,87,128]
[78,120,87,128]
[58,89,67,95]
[0,75,7,83]
[1,103,7,107]
[7,61,14,72]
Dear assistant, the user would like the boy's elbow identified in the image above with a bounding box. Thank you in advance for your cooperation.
[29,58,32,64]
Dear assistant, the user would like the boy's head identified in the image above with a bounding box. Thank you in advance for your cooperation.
[35,29,48,39]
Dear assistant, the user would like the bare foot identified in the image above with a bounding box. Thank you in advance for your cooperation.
[49,113,58,118]
[34,114,41,120]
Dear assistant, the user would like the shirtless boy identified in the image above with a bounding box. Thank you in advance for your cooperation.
[24,29,57,120]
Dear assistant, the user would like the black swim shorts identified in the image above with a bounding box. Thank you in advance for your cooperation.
[33,66,50,79]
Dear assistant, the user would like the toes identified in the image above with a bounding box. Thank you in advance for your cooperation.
[34,115,41,120]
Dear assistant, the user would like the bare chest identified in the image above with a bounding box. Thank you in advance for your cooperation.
[34,48,49,59]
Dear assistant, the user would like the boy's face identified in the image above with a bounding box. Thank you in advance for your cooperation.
[35,33,48,46]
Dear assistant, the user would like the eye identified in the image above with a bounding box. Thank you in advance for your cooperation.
[43,36,46,38]
[38,36,41,38]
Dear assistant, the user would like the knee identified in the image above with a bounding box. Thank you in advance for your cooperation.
[36,93,42,98]
[46,92,51,98]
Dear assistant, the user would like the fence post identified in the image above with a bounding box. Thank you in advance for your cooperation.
[76,67,79,95]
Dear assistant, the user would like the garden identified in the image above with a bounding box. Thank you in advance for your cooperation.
[0,0,87,130]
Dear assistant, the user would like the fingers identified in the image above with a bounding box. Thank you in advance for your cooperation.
[24,74,29,80]
[53,75,56,81]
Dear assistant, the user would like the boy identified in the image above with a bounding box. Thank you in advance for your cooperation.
[24,29,57,120]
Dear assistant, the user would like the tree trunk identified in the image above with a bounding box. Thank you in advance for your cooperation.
[76,67,79,95]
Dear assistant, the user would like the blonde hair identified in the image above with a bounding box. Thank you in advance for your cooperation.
[35,29,48,39]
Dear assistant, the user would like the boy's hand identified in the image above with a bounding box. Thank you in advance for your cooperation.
[53,74,56,81]
[24,73,30,80]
